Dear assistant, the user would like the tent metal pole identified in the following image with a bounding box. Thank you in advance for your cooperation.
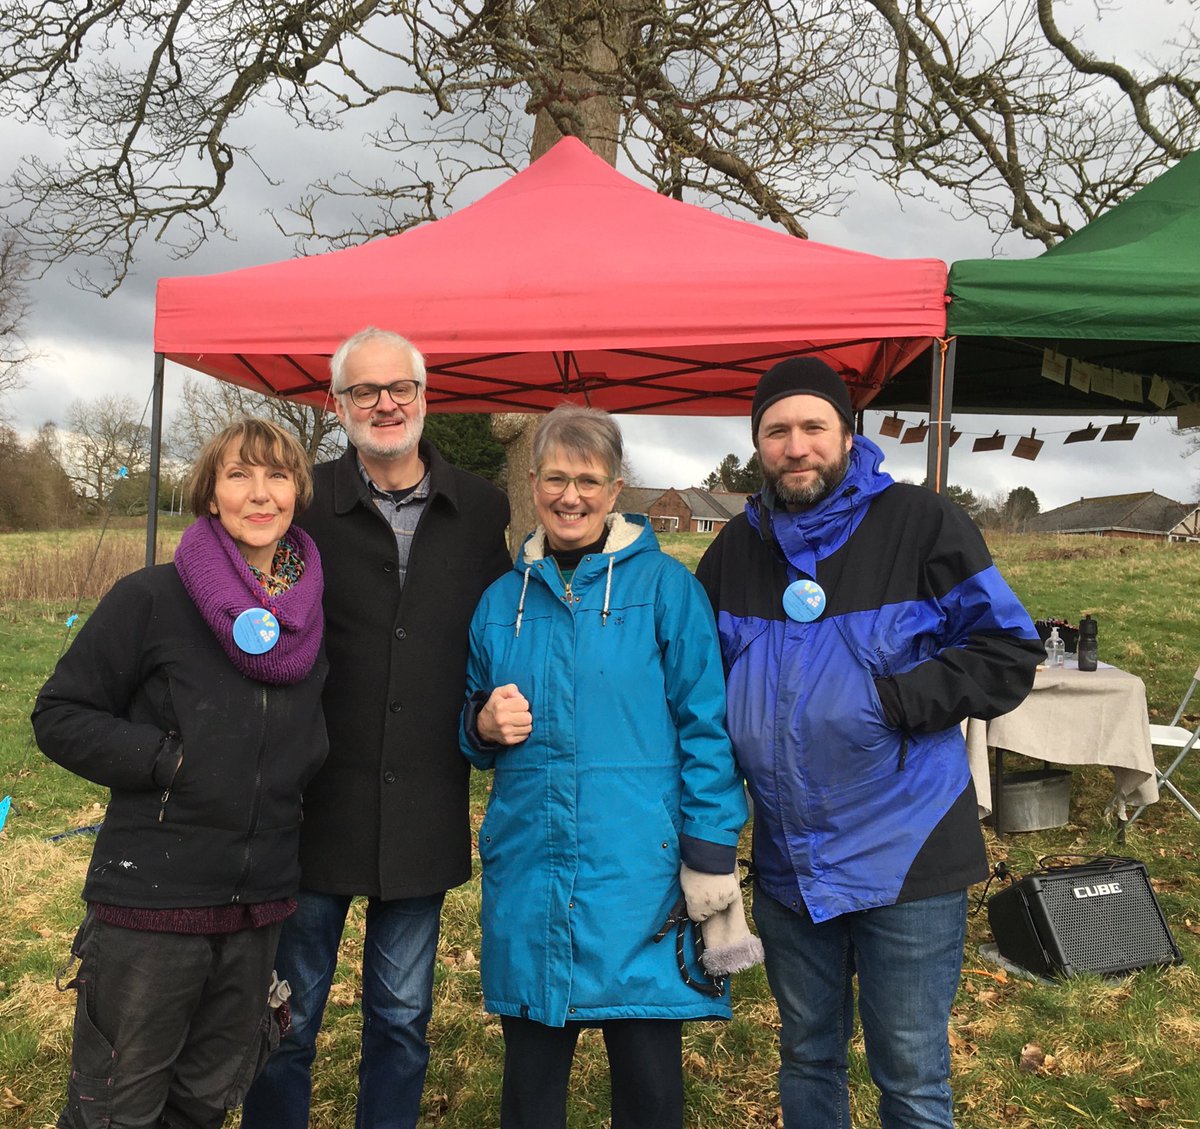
[925,337,957,494]
[145,352,165,568]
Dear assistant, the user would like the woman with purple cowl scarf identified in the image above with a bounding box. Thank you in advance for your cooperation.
[33,419,329,1129]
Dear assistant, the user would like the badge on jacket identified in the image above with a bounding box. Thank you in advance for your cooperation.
[233,608,280,653]
[782,579,826,622]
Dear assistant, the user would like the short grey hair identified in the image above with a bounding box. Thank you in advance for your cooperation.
[531,404,623,480]
[330,327,427,392]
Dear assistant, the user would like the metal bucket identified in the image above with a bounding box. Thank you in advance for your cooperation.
[988,769,1072,833]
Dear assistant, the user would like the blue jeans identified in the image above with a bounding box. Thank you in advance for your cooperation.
[240,889,445,1129]
[752,886,968,1129]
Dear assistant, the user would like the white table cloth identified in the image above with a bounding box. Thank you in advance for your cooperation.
[964,659,1159,820]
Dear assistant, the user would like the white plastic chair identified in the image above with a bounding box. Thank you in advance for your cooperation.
[1127,663,1200,825]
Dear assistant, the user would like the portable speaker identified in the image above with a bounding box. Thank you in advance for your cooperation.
[987,856,1183,978]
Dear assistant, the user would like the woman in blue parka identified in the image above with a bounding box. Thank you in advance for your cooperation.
[461,405,752,1129]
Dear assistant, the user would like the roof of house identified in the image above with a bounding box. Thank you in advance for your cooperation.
[1026,491,1193,535]
[615,486,750,523]
[708,491,752,520]
[677,489,738,522]
[616,486,665,515]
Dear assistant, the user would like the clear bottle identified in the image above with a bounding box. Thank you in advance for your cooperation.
[1045,626,1065,667]
[1077,614,1098,671]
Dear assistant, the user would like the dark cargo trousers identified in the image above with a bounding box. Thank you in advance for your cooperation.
[58,912,282,1129]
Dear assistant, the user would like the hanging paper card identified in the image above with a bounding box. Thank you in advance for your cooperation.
[1116,369,1144,401]
[1041,349,1068,384]
[1070,361,1098,393]
[1148,375,1170,410]
[1101,417,1140,442]
[1089,367,1116,398]
[1064,423,1101,444]
[972,431,1006,452]
[1012,432,1043,461]
[1178,402,1200,429]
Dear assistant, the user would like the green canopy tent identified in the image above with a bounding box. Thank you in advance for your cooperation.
[869,152,1200,487]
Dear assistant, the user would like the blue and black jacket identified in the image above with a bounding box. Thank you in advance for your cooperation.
[696,436,1042,922]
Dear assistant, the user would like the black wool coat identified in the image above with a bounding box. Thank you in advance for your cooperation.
[295,440,510,899]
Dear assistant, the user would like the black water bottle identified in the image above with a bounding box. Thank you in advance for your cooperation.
[1077,614,1098,671]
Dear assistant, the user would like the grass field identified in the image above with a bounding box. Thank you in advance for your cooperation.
[1,525,1198,1127]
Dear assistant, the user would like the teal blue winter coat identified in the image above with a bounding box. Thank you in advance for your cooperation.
[461,513,747,1026]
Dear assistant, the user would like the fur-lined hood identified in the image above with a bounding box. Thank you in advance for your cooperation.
[509,512,654,637]
[516,511,646,565]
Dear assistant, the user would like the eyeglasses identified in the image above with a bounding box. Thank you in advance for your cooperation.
[536,471,614,498]
[339,380,422,409]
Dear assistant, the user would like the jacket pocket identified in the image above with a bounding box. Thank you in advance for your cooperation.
[719,615,769,673]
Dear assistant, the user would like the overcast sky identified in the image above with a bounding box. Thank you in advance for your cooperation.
[3,1,1197,513]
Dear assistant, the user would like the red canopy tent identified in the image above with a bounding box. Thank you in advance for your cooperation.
[147,138,949,561]
[154,137,947,417]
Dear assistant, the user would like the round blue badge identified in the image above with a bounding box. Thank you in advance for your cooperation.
[233,608,280,654]
[782,579,826,623]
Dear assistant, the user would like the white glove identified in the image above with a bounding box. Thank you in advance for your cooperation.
[679,863,740,923]
[700,898,765,977]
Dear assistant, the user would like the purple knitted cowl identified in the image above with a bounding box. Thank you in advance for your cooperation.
[173,515,325,685]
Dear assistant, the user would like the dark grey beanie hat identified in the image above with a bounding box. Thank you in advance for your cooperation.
[750,358,854,440]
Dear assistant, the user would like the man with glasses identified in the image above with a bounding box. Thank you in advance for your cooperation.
[242,327,510,1129]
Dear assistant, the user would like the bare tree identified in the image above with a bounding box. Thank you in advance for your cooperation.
[169,376,344,464]
[0,1,1195,295]
[63,393,152,508]
[0,230,34,407]
[2,1,1196,534]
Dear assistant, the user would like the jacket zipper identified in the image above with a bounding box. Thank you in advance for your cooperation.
[552,560,574,607]
[156,730,182,823]
[232,685,270,903]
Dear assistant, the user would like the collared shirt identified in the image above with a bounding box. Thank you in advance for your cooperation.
[357,456,431,589]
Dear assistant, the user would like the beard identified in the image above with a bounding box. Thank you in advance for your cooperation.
[764,447,850,509]
[342,410,424,462]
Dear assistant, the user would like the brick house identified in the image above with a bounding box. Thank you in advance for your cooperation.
[617,486,749,534]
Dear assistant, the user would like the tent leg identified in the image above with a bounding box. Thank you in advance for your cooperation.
[145,353,165,568]
[925,338,957,494]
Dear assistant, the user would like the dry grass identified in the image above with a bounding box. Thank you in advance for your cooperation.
[0,528,181,608]
[3,527,1200,1127]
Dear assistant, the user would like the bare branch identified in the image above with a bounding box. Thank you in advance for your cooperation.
[0,0,1195,286]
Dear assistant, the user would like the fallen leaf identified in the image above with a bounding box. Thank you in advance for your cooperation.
[962,967,1009,983]
[1019,1042,1045,1072]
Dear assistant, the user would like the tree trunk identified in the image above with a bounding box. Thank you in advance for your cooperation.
[491,0,634,555]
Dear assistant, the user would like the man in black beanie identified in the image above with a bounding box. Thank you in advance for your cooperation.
[696,358,1042,1129]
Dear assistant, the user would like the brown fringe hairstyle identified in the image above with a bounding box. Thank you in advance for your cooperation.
[186,418,315,518]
